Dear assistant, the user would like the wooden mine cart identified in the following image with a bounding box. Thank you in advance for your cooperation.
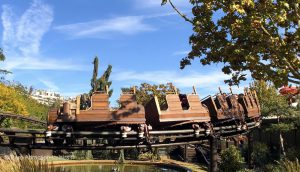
[201,91,244,123]
[47,88,145,130]
[238,89,260,119]
[145,87,210,129]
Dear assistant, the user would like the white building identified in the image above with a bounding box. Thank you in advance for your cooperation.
[31,90,63,105]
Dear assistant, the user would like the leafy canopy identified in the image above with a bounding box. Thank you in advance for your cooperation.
[0,48,10,76]
[162,0,300,87]
[0,82,50,128]
[253,81,299,132]
[121,83,178,108]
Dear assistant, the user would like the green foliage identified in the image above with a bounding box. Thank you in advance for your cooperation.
[0,81,49,128]
[252,142,270,167]
[286,148,300,161]
[162,0,300,87]
[263,160,300,172]
[254,81,299,131]
[0,48,10,76]
[280,159,300,172]
[91,56,99,93]
[82,57,113,109]
[70,150,93,160]
[89,56,113,96]
[97,64,113,97]
[122,82,178,108]
[137,152,160,161]
[219,145,244,172]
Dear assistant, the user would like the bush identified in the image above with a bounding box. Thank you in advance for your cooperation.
[252,142,269,167]
[138,152,160,161]
[219,145,244,172]
[277,159,300,172]
[286,147,300,161]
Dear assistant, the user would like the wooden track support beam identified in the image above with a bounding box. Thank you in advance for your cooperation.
[209,136,218,172]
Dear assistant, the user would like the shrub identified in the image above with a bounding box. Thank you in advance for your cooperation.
[277,159,300,172]
[219,145,244,172]
[252,142,269,167]
[286,147,300,161]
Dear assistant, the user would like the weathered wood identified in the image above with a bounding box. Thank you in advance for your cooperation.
[145,94,210,127]
[50,92,145,125]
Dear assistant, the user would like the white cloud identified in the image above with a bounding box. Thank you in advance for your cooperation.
[113,70,248,95]
[173,50,189,55]
[1,0,88,71]
[2,56,88,71]
[1,0,53,56]
[113,70,229,88]
[54,16,156,38]
[39,79,59,91]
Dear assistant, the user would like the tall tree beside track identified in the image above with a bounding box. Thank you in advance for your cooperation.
[89,56,113,97]
[253,81,299,156]
[162,0,300,87]
[97,65,113,97]
[81,57,113,109]
[91,56,99,93]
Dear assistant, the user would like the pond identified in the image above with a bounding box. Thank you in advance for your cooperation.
[55,164,189,172]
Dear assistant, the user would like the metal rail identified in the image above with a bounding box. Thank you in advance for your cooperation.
[0,119,260,150]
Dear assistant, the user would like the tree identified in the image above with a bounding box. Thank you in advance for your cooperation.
[81,57,113,109]
[97,65,113,97]
[162,0,300,87]
[91,56,99,93]
[122,83,178,108]
[89,57,113,97]
[253,80,299,156]
[0,48,10,77]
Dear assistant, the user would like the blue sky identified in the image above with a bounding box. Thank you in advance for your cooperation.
[0,0,251,105]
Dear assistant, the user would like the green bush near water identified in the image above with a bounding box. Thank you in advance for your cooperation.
[219,145,244,172]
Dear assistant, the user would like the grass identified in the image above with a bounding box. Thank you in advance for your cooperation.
[0,154,63,172]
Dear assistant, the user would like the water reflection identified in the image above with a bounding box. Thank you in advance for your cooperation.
[56,164,185,172]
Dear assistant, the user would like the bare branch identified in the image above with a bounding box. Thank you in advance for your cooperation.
[168,0,194,24]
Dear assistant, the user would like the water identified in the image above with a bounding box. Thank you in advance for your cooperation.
[56,164,187,172]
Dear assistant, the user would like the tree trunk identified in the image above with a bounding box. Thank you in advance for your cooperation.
[279,131,286,157]
[278,117,286,157]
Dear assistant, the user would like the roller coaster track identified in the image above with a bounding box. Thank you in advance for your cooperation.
[0,112,47,127]
[0,119,260,150]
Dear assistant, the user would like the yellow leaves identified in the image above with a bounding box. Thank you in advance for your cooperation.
[251,19,261,29]
[241,0,255,8]
[230,4,246,14]
[277,10,287,23]
[231,19,243,36]
[229,0,254,15]
[0,83,28,115]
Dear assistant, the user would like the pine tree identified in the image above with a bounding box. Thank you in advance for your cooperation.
[97,65,113,97]
[90,56,99,93]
